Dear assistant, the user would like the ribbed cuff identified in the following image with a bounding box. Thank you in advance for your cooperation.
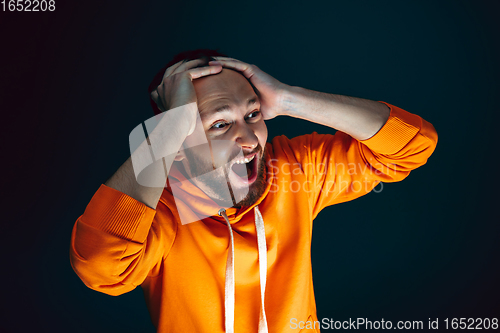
[360,101,422,155]
[80,184,156,243]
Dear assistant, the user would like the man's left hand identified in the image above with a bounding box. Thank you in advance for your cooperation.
[209,57,289,120]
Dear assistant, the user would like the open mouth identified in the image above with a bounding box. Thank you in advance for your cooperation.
[229,153,258,184]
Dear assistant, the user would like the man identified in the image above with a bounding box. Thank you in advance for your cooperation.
[70,49,438,332]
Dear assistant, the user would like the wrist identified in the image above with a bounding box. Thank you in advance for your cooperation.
[279,85,303,118]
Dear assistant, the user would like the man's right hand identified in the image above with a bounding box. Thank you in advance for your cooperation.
[150,58,222,135]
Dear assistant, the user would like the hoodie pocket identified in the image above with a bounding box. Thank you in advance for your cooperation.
[299,315,321,332]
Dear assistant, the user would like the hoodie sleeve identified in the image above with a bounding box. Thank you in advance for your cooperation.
[69,184,176,296]
[281,101,438,219]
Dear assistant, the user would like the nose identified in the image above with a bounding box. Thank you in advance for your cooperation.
[234,123,258,151]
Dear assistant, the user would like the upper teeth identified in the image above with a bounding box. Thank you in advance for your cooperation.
[234,155,255,164]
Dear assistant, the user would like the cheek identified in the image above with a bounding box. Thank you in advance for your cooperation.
[186,144,213,167]
[183,123,209,149]
[255,121,268,147]
[207,139,235,167]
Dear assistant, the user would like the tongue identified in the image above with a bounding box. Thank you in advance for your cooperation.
[232,163,250,178]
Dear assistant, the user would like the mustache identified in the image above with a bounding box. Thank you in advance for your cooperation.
[226,144,263,165]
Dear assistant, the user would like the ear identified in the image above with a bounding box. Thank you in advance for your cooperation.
[174,149,186,162]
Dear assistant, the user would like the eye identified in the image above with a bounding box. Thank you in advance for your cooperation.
[211,121,230,130]
[246,110,261,120]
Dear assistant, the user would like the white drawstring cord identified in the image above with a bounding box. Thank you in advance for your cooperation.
[218,207,268,333]
[218,208,235,333]
[254,206,269,333]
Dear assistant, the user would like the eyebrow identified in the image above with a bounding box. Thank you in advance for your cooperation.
[201,97,259,116]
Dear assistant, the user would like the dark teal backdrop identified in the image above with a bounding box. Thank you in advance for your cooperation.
[2,0,499,332]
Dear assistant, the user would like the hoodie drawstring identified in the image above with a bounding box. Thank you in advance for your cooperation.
[218,207,268,333]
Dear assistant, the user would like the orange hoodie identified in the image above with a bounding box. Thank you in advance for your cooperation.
[70,101,437,332]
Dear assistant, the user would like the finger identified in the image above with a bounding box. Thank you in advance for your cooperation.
[163,58,207,80]
[151,89,159,101]
[162,60,186,79]
[150,89,166,111]
[187,65,223,80]
[170,58,209,77]
[209,58,248,69]
[208,59,254,79]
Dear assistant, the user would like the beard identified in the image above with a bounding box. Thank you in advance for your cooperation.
[182,143,268,208]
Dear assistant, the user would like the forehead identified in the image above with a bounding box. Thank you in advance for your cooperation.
[193,69,258,113]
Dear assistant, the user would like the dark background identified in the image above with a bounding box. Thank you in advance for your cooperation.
[2,0,499,331]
